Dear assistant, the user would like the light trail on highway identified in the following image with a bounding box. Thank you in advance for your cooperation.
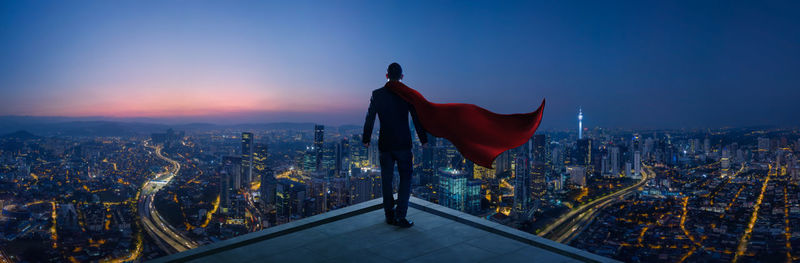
[539,163,652,241]
[138,140,198,255]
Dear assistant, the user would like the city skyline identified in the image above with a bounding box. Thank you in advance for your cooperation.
[2,2,800,262]
[2,121,798,262]
[2,1,799,129]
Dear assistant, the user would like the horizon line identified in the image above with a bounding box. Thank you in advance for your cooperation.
[0,114,792,132]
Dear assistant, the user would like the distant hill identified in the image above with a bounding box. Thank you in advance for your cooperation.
[1,130,40,140]
[232,122,318,131]
[0,116,361,137]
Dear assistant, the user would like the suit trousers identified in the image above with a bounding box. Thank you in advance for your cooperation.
[380,149,413,219]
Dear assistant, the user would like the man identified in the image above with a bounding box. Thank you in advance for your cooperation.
[363,62,427,228]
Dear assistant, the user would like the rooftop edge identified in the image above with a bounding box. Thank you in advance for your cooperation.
[151,197,619,263]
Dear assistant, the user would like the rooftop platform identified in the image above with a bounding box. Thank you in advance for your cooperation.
[152,197,618,263]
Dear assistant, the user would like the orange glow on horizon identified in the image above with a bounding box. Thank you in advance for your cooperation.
[20,79,363,118]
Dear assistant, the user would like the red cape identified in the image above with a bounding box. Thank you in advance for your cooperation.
[386,81,545,168]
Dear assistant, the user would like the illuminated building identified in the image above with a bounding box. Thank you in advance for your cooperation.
[578,108,583,139]
[438,168,466,212]
[241,132,254,184]
[221,156,242,214]
[421,140,435,185]
[473,163,496,180]
[513,156,531,217]
[350,171,381,204]
[465,179,481,214]
[720,148,730,177]
[314,124,324,171]
[551,142,564,172]
[609,146,620,176]
[302,147,316,172]
[260,169,276,205]
[348,135,368,169]
[531,162,546,199]
[254,143,275,204]
[495,151,511,177]
[275,179,306,224]
[334,139,347,177]
[532,134,548,164]
[567,166,586,187]
[322,142,336,176]
[253,143,268,175]
[554,173,565,191]
[368,142,379,167]
[576,138,592,166]
[625,162,632,178]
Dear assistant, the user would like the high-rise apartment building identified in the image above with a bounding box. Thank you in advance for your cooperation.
[513,156,531,216]
[241,132,254,184]
[221,156,242,214]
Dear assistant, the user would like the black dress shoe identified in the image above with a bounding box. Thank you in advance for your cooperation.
[386,210,396,225]
[395,218,414,228]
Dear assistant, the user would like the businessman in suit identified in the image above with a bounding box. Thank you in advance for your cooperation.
[363,62,427,228]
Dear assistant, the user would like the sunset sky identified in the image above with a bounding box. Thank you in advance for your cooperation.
[1,1,799,128]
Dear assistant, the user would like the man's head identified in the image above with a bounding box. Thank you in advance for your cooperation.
[387,63,403,81]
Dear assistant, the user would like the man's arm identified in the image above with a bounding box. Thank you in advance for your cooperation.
[410,105,428,145]
[362,94,377,146]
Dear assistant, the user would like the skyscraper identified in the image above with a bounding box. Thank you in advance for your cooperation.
[221,156,242,214]
[568,166,587,187]
[720,148,730,177]
[465,179,482,214]
[254,144,275,204]
[260,169,276,205]
[334,140,345,178]
[350,173,378,204]
[241,132,254,184]
[253,143,268,179]
[532,134,548,164]
[531,162,546,199]
[495,151,512,177]
[609,146,620,176]
[576,138,592,166]
[275,179,306,224]
[349,134,368,168]
[438,169,466,212]
[321,142,336,176]
[421,136,436,185]
[302,147,317,172]
[578,107,583,139]
[513,156,531,216]
[314,125,324,172]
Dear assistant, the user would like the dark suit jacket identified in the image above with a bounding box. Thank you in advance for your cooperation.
[363,82,428,152]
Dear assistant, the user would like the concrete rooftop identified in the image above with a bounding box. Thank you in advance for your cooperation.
[151,197,618,263]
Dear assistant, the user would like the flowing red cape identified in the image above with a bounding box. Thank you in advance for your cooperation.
[386,81,545,168]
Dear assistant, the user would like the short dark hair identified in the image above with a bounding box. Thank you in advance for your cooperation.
[387,63,402,80]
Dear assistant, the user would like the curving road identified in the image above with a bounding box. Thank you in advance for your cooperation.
[539,164,653,240]
[139,141,198,254]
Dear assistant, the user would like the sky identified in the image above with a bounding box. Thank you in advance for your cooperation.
[1,1,799,129]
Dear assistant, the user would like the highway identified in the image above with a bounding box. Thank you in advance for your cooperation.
[138,141,198,254]
[539,164,653,241]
